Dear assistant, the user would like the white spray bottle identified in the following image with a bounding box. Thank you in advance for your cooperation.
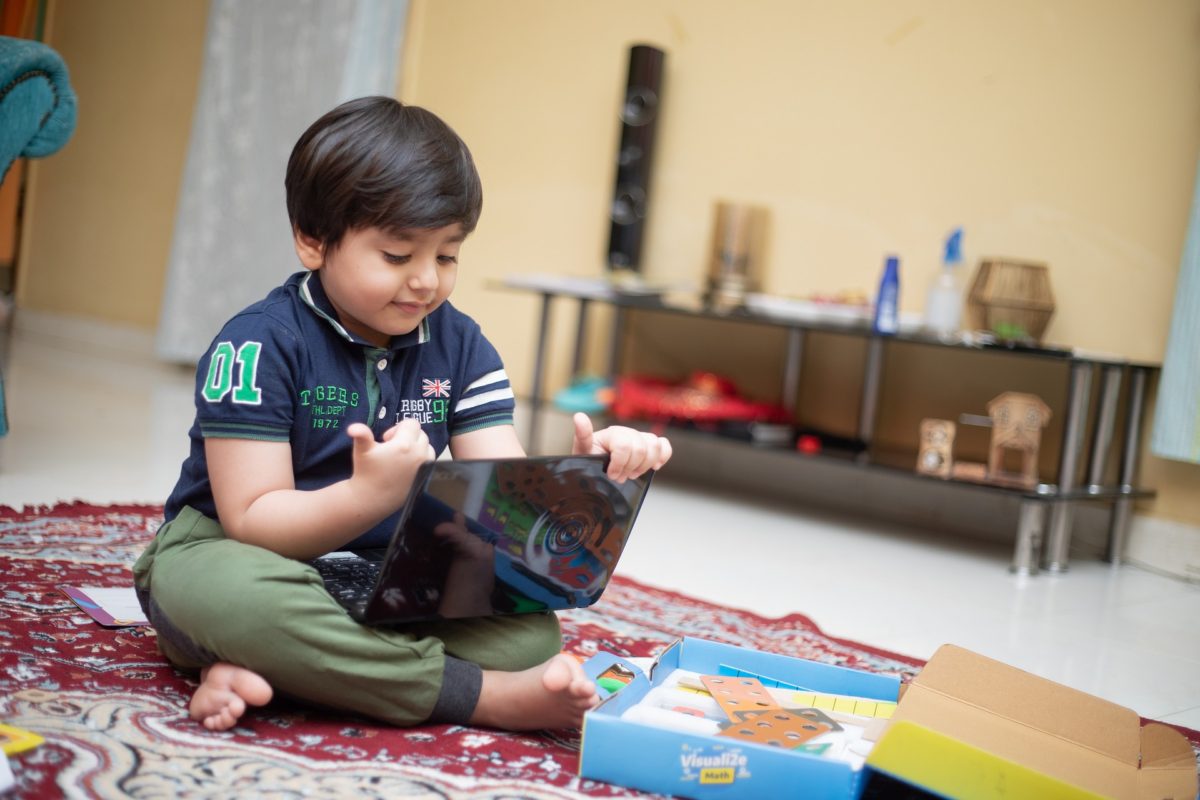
[923,227,965,339]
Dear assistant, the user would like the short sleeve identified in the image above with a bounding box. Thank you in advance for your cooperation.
[194,313,301,442]
[449,320,515,436]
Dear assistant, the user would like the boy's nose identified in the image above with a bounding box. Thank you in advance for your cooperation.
[408,258,439,292]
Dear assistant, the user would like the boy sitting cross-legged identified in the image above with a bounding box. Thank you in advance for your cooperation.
[133,95,671,732]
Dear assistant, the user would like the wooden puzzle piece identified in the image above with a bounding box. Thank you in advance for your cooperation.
[726,705,842,732]
[718,708,835,748]
[700,675,780,721]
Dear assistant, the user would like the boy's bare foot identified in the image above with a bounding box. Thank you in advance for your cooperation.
[190,662,274,731]
[470,652,599,730]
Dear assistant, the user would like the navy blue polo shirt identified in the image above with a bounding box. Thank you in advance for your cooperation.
[164,270,516,549]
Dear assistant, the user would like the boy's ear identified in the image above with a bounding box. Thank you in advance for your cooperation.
[293,229,325,270]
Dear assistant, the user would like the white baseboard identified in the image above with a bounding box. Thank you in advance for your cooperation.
[12,309,156,361]
[1126,515,1200,582]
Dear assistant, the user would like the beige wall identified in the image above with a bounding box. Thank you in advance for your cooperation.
[16,0,207,328]
[403,0,1199,356]
[401,0,1200,526]
[18,0,1200,525]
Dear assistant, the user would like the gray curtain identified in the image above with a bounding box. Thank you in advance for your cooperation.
[1152,159,1200,463]
[156,0,408,363]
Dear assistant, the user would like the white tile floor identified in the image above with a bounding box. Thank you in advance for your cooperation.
[2,319,1199,729]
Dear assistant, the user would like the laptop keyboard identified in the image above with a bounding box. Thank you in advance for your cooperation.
[312,555,382,609]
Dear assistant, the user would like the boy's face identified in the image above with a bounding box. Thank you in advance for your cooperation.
[295,225,464,346]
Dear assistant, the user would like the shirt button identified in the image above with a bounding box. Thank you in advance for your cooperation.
[376,358,388,370]
[378,407,387,419]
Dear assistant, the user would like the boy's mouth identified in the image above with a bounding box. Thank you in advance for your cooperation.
[391,301,427,315]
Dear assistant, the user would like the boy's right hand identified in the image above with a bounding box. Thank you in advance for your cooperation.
[347,419,435,509]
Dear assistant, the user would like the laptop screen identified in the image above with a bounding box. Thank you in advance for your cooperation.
[364,455,654,623]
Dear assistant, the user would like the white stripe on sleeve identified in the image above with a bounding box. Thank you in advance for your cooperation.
[455,387,515,413]
[465,369,509,392]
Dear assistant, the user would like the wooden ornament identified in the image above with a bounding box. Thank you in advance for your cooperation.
[917,418,956,478]
[986,392,1051,487]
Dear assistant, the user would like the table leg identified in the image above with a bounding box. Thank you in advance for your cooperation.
[527,292,553,454]
[1044,361,1094,572]
[1106,366,1149,564]
[1012,498,1046,576]
[782,327,804,411]
[607,305,627,379]
[1086,365,1123,490]
[572,298,591,376]
[857,337,885,459]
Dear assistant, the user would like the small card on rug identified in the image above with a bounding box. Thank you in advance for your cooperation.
[0,722,43,756]
[60,586,149,627]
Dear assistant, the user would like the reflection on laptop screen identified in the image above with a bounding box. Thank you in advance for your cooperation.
[364,455,652,623]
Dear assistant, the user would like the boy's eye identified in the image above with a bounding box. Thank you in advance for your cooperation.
[382,252,411,265]
[438,255,459,265]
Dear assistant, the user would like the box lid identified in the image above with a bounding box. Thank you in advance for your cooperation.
[1138,723,1199,800]
[887,644,1198,800]
[911,644,1140,762]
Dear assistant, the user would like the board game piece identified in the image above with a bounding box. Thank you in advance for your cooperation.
[700,675,779,721]
[717,708,834,748]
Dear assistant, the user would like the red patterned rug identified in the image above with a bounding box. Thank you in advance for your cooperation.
[1,503,1195,798]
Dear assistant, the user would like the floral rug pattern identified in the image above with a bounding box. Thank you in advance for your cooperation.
[1,503,1189,798]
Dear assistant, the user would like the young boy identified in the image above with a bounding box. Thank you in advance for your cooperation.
[133,96,671,733]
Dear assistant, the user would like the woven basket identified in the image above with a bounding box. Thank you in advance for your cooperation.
[966,259,1055,342]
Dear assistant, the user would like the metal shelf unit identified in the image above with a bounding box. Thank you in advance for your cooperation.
[501,274,1158,575]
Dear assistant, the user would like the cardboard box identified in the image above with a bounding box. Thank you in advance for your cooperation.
[578,638,1199,800]
[869,644,1199,800]
[579,637,901,800]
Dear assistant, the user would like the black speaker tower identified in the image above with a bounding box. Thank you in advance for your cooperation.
[607,44,665,275]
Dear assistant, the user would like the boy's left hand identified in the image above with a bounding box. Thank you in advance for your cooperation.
[571,412,672,483]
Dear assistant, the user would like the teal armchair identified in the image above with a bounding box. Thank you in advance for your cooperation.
[0,34,77,436]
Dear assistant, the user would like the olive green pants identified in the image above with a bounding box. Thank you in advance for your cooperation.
[132,506,563,726]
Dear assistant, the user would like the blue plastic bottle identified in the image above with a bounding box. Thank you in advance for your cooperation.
[872,255,901,334]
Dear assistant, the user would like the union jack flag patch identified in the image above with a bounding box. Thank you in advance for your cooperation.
[422,378,451,398]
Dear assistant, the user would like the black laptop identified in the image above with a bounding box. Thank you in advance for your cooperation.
[311,454,654,624]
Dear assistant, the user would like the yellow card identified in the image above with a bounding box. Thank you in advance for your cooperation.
[0,723,44,756]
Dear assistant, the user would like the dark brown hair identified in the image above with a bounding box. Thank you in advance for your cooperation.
[285,96,483,250]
